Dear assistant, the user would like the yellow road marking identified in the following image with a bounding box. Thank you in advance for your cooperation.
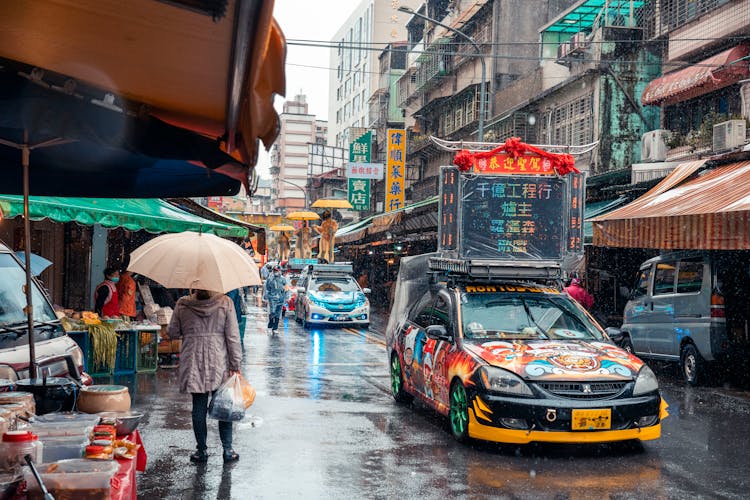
[342,327,386,347]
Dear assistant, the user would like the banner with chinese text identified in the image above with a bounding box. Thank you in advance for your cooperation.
[348,131,371,211]
[385,129,406,212]
[348,178,371,211]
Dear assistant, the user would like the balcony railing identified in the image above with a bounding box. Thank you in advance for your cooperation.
[414,38,452,95]
[642,0,732,39]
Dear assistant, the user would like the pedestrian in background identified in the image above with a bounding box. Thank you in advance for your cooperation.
[94,267,120,317]
[262,265,287,334]
[117,259,137,320]
[226,288,247,351]
[167,289,242,463]
[564,278,594,310]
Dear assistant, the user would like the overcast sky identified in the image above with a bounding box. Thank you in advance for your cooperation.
[255,0,357,179]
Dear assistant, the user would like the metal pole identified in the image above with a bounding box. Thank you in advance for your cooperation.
[398,7,486,141]
[22,135,37,379]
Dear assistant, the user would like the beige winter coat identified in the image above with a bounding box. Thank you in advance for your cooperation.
[167,293,242,394]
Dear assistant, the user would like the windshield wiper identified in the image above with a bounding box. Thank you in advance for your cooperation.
[520,299,549,339]
[0,319,60,334]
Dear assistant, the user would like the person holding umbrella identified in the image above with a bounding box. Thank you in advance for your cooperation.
[128,231,260,465]
[168,288,242,463]
[262,265,287,334]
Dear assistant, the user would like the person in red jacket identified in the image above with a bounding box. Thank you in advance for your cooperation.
[564,278,594,310]
[95,267,120,317]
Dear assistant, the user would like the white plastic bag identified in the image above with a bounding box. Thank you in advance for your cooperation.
[208,374,246,422]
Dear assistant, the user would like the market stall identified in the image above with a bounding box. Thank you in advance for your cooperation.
[0,383,147,498]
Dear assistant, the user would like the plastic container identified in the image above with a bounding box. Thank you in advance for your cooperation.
[0,392,36,416]
[23,458,119,499]
[0,431,43,470]
[38,435,87,462]
[31,412,100,427]
[0,404,25,430]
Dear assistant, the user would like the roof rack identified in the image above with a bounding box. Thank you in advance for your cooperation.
[428,257,561,280]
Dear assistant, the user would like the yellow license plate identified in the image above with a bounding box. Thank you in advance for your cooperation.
[571,409,611,430]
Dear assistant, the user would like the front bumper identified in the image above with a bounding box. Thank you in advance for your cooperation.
[306,303,369,324]
[467,392,667,444]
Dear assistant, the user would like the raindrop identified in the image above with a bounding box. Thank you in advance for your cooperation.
[236,414,264,429]
[529,469,536,478]
[528,115,537,126]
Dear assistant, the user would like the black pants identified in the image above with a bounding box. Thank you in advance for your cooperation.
[191,392,233,452]
[267,303,282,330]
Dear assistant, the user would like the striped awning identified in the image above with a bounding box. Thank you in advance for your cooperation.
[592,160,750,250]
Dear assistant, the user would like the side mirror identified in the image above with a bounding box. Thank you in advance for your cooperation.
[362,288,371,294]
[604,327,623,344]
[425,325,452,342]
[296,287,306,294]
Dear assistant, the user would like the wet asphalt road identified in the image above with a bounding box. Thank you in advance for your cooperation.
[108,299,750,499]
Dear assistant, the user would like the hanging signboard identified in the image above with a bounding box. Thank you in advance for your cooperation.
[460,175,567,260]
[385,128,406,212]
[438,167,459,251]
[345,162,384,179]
[567,172,585,253]
[348,178,371,211]
[348,131,372,211]
[472,154,557,175]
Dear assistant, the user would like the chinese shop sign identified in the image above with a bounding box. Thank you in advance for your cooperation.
[460,176,566,260]
[439,167,459,251]
[385,128,406,212]
[348,131,372,211]
[567,173,584,253]
[348,178,371,211]
[473,153,557,175]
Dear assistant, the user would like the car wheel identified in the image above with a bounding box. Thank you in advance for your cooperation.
[621,336,635,354]
[390,354,412,403]
[449,380,470,442]
[681,343,704,386]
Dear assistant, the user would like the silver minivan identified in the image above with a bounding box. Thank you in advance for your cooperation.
[618,251,750,385]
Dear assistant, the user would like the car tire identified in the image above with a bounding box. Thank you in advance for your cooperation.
[449,379,470,443]
[621,336,635,354]
[390,354,412,404]
[681,343,704,386]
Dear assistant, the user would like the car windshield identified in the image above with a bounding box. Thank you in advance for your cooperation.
[311,277,359,293]
[460,292,603,341]
[0,253,57,327]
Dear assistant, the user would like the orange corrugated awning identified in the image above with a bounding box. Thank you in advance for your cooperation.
[642,45,750,106]
[592,161,750,250]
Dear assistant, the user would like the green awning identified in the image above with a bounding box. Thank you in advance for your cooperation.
[0,196,248,238]
[541,0,645,34]
[584,196,629,242]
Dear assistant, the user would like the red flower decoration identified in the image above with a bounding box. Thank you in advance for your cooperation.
[503,137,526,159]
[554,154,580,175]
[454,149,474,172]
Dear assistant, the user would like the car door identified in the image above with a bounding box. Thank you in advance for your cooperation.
[649,261,678,356]
[422,291,455,411]
[671,257,709,358]
[622,265,653,354]
[398,292,434,396]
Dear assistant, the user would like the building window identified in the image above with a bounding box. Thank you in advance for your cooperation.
[336,110,341,124]
[540,94,594,146]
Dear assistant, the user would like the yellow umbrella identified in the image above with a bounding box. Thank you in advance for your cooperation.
[286,211,320,221]
[311,198,353,209]
[269,224,296,231]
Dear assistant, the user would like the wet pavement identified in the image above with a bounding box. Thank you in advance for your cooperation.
[103,299,750,499]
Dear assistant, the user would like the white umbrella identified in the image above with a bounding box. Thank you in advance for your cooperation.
[128,231,261,293]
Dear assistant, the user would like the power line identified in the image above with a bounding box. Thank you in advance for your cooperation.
[288,40,746,69]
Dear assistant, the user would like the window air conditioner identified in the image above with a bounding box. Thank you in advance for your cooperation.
[713,119,747,151]
[641,130,669,162]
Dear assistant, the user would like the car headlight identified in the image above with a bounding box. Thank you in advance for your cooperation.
[0,365,17,382]
[633,365,659,396]
[479,366,533,397]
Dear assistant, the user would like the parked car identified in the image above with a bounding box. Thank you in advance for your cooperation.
[612,251,750,386]
[0,242,88,383]
[295,263,370,328]
[387,255,666,445]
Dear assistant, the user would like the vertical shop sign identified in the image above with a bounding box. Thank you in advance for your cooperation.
[567,172,584,253]
[439,166,459,251]
[348,178,371,211]
[385,128,406,212]
[348,131,371,211]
